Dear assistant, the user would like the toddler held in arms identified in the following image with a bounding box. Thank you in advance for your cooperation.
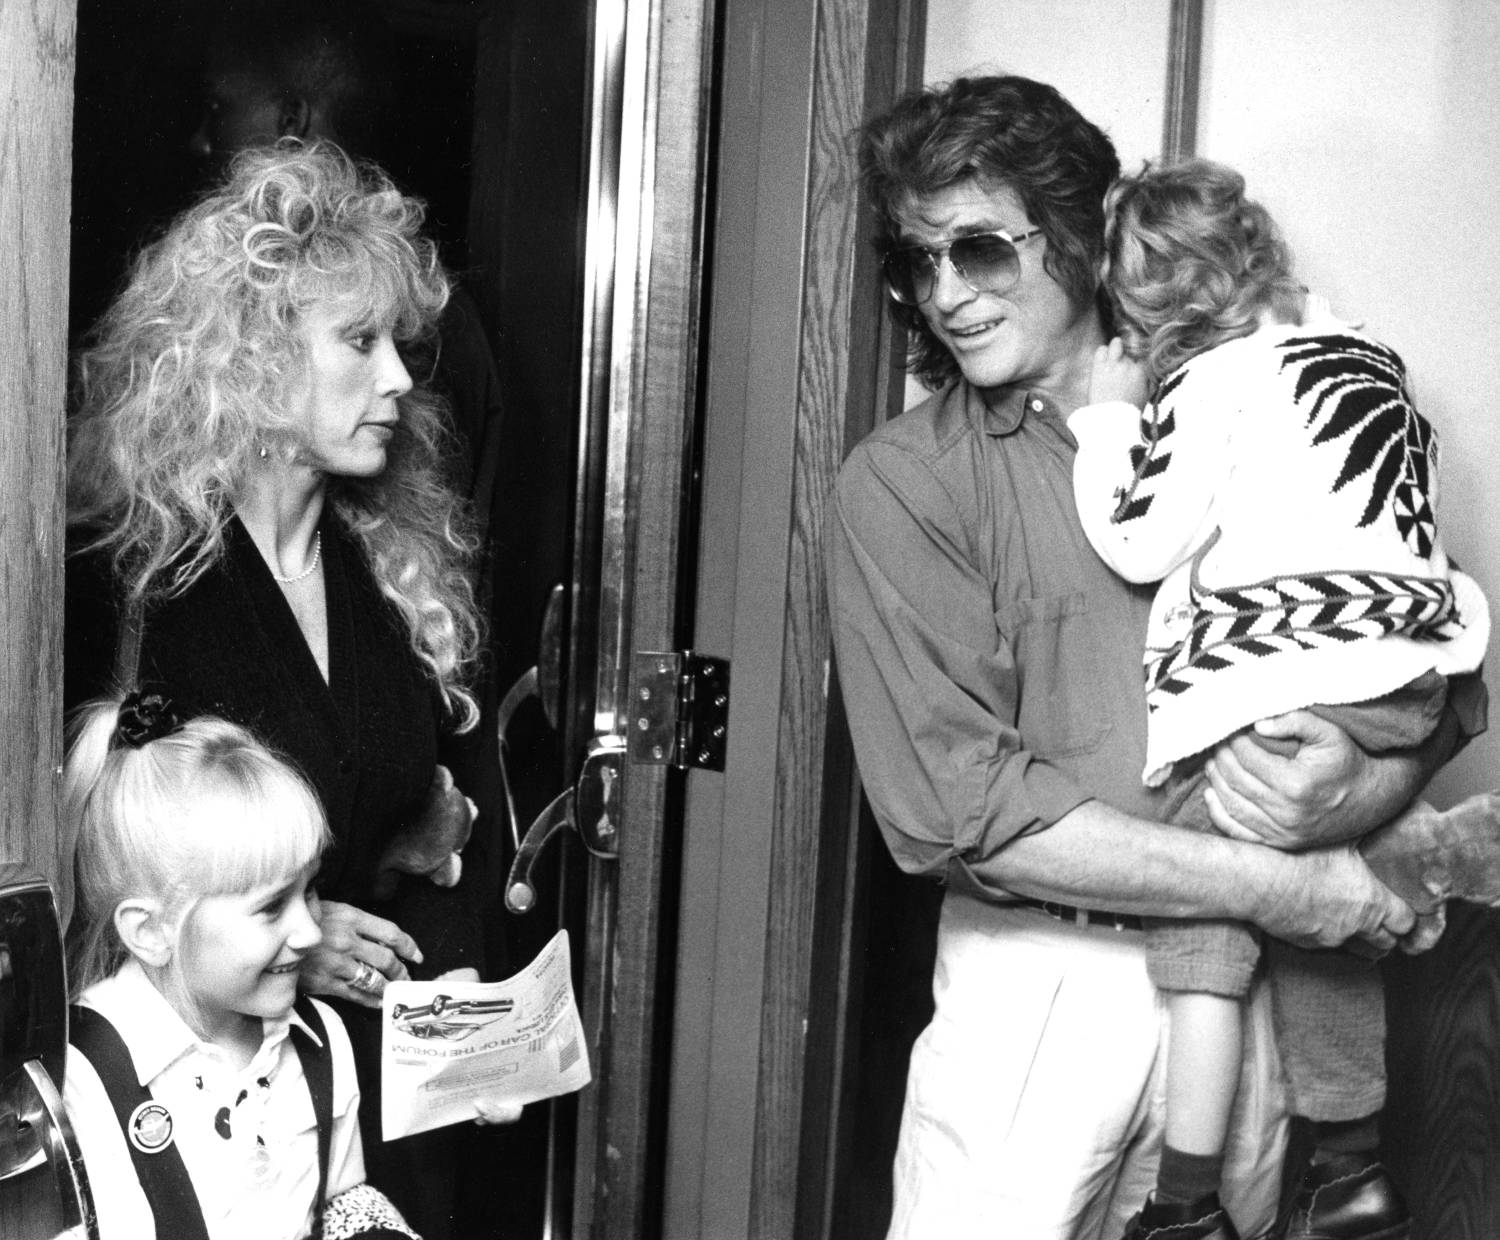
[1070,158,1499,1240]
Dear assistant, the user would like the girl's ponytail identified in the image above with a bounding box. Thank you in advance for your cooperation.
[62,697,137,995]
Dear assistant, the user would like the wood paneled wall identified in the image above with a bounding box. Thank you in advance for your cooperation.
[749,0,924,1236]
[0,0,74,906]
[1,3,75,1236]
[1385,903,1500,1238]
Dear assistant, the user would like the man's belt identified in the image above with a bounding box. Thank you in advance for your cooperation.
[1012,897,1144,933]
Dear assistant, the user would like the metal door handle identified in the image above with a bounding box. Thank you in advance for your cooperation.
[492,584,567,858]
[0,1059,95,1235]
[504,739,625,915]
[504,786,577,913]
[573,738,624,858]
[495,665,540,855]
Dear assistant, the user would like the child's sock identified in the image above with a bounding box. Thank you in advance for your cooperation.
[1309,1113,1380,1165]
[1155,1143,1225,1204]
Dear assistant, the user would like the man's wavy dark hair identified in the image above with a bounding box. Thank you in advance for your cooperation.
[858,76,1120,390]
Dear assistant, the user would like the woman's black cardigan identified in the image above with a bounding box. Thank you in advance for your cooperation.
[64,512,484,978]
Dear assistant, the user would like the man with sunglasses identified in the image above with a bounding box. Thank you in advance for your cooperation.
[826,76,1481,1240]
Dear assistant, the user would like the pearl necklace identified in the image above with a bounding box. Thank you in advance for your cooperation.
[270,533,322,585]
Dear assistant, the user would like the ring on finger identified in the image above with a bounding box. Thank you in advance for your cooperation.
[351,961,383,994]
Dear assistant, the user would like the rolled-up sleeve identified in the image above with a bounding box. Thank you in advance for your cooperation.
[827,439,1090,886]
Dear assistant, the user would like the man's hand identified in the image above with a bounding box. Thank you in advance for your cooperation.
[1254,844,1415,953]
[1202,710,1405,849]
[1089,337,1149,407]
[1399,909,1447,955]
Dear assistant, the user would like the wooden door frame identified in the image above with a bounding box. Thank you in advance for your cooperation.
[664,0,923,1236]
[1,9,74,1232]
[1,0,73,900]
[666,4,1209,1235]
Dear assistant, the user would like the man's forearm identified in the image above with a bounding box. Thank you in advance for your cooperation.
[1305,699,1461,845]
[1329,700,1462,841]
[968,799,1280,919]
[959,798,1407,950]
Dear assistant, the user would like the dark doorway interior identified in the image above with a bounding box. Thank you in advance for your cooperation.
[69,2,590,1236]
[69,0,477,348]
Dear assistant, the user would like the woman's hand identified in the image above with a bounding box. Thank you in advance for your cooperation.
[302,896,423,1009]
[1089,337,1149,407]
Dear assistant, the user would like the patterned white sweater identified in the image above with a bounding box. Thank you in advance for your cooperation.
[1070,321,1489,786]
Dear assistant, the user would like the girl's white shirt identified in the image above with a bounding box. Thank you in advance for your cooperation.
[63,959,366,1240]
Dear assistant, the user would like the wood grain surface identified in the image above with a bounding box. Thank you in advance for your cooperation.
[0,0,73,912]
[749,0,923,1235]
[1,4,76,1237]
[1384,900,1500,1238]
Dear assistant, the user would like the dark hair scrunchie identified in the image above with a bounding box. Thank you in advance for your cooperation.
[113,691,183,750]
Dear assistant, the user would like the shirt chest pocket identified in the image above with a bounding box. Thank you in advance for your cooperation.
[995,591,1111,759]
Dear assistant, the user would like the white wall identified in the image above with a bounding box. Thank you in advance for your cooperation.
[924,0,1500,804]
[1197,0,1500,803]
[926,0,1172,170]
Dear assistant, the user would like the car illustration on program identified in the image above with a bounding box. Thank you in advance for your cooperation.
[390,994,516,1040]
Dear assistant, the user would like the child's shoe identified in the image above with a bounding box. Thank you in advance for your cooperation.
[1276,1154,1410,1240]
[1119,1192,1241,1240]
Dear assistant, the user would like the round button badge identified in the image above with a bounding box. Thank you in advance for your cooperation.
[128,1101,175,1154]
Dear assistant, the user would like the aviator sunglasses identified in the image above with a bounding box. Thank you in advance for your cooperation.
[881,227,1045,306]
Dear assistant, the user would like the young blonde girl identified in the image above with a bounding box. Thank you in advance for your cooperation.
[63,692,419,1240]
[1070,159,1491,1240]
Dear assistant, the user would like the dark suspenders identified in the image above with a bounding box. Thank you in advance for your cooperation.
[70,995,335,1239]
[299,997,334,1238]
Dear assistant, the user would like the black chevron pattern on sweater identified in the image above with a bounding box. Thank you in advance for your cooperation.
[1110,373,1184,524]
[1146,569,1460,706]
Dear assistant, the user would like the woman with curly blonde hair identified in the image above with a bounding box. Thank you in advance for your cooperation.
[69,140,479,717]
[1068,158,1491,1239]
[65,141,504,1227]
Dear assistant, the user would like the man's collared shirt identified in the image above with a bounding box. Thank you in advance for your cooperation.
[828,378,1166,898]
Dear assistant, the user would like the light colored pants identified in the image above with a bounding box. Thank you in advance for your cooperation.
[887,894,1288,1240]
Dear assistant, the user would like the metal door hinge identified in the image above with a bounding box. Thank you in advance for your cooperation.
[628,651,730,770]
